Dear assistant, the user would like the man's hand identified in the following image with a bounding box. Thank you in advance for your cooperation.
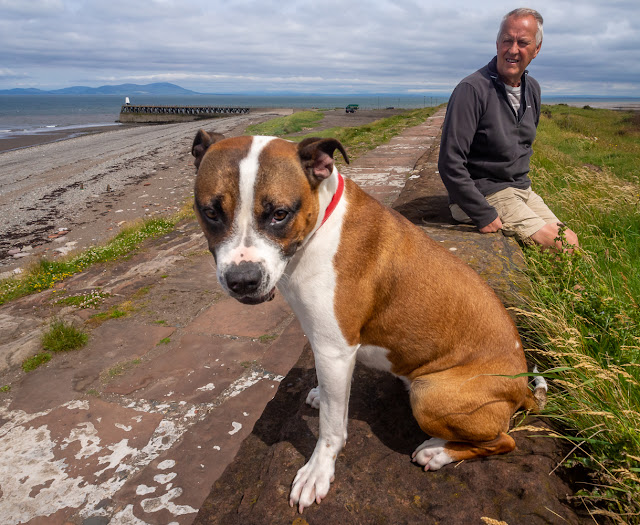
[479,217,503,233]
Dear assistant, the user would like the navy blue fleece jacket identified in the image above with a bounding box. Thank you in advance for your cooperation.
[438,56,541,229]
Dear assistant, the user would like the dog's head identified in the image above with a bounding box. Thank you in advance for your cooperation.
[192,131,348,304]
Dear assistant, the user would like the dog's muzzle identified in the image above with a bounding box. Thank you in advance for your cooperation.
[223,261,276,304]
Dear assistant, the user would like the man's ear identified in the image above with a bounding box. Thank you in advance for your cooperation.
[532,42,542,60]
[192,130,225,171]
[297,137,349,187]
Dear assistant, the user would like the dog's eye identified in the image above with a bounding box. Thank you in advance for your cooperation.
[271,209,289,224]
[203,208,219,222]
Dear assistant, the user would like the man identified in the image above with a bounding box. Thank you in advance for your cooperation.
[438,8,578,251]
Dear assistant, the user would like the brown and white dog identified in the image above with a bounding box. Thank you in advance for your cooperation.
[191,131,546,512]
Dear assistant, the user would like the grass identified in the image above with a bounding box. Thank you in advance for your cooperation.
[105,358,141,380]
[89,300,136,325]
[55,289,111,309]
[22,352,52,372]
[298,107,438,161]
[0,214,189,306]
[22,320,89,372]
[245,107,440,163]
[42,319,89,352]
[518,104,640,521]
[245,110,324,136]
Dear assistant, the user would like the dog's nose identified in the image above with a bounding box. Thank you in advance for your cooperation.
[225,262,263,296]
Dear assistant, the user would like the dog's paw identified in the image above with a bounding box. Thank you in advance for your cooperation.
[289,455,334,513]
[411,438,453,471]
[305,386,321,409]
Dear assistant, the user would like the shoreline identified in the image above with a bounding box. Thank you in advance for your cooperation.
[0,123,132,153]
[2,100,639,154]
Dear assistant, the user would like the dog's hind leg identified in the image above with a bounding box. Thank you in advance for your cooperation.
[408,369,525,470]
[411,432,516,470]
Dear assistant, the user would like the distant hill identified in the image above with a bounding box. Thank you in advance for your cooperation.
[0,83,201,95]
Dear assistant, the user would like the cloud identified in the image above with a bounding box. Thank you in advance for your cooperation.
[0,0,638,95]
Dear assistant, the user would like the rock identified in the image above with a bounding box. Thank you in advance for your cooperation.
[194,347,584,525]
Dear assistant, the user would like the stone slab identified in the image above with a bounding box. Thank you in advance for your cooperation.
[194,348,583,525]
[185,291,292,338]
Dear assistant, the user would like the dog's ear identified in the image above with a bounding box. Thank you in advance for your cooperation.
[192,130,225,171]
[297,137,349,187]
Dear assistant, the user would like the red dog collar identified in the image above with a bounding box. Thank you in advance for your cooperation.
[320,172,344,227]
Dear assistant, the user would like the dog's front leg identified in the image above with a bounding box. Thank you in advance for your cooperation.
[289,345,357,512]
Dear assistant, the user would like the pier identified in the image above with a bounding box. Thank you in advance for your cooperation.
[119,104,250,123]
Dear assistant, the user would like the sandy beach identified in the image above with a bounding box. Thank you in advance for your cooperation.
[0,107,413,278]
[0,125,130,154]
[0,110,292,276]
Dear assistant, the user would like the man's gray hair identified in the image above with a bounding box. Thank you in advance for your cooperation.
[497,8,544,46]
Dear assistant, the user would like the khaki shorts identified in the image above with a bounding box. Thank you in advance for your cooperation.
[450,186,560,241]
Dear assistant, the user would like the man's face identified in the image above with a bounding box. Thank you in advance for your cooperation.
[496,15,542,86]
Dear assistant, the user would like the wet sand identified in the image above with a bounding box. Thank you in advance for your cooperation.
[0,125,129,153]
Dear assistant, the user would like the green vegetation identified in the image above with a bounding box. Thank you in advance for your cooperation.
[55,289,111,309]
[520,104,640,521]
[245,107,439,163]
[89,300,136,324]
[42,319,88,353]
[106,358,141,379]
[245,110,323,136]
[295,107,438,161]
[22,352,52,372]
[0,216,185,306]
[22,320,88,372]
[157,337,171,345]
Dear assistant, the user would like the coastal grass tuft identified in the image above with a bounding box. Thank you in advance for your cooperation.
[23,319,88,372]
[42,319,88,353]
[520,104,640,520]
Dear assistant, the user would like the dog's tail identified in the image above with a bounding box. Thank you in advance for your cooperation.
[522,366,548,411]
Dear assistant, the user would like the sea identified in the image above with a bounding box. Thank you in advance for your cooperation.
[1,93,639,151]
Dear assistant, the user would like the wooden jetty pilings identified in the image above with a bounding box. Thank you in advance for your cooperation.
[119,105,250,123]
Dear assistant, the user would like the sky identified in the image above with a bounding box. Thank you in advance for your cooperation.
[1,0,639,97]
